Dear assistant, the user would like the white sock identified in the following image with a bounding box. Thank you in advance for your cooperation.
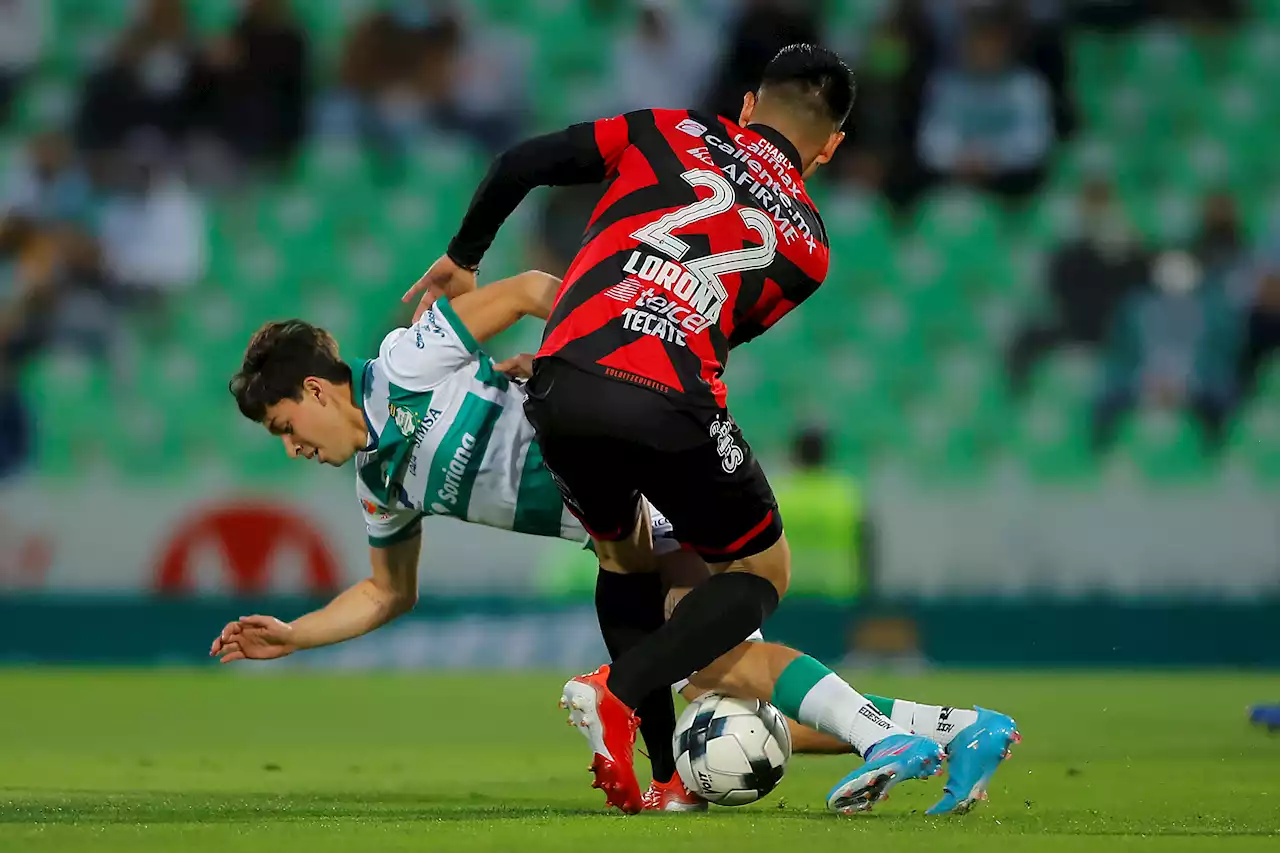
[788,674,911,755]
[888,701,979,747]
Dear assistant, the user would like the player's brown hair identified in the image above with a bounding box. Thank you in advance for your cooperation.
[229,320,352,422]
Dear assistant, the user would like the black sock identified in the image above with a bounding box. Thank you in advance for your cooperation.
[606,572,780,710]
[594,568,678,783]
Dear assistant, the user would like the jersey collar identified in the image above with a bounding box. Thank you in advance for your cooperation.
[348,359,378,452]
[747,123,804,176]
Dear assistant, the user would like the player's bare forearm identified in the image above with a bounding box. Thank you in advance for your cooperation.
[287,578,414,651]
[446,271,561,342]
[290,535,421,651]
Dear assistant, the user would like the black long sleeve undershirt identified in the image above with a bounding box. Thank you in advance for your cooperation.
[446,122,609,269]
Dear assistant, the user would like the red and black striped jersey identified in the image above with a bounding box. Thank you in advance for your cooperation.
[447,108,829,410]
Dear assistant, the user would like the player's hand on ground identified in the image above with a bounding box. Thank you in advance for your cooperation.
[404,255,478,322]
[494,353,535,379]
[209,615,297,663]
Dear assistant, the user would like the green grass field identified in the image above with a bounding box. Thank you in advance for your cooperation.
[2,669,1277,852]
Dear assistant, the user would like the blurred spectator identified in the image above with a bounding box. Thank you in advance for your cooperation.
[97,139,206,310]
[1093,251,1242,450]
[914,1,1073,139]
[1070,1,1155,30]
[202,0,308,169]
[323,2,524,156]
[436,6,529,152]
[703,0,821,121]
[75,0,205,158]
[917,9,1055,198]
[837,6,929,205]
[0,0,45,124]
[0,132,109,362]
[1192,192,1247,285]
[772,426,867,600]
[1,132,94,228]
[321,2,433,151]
[607,0,716,115]
[1162,0,1243,27]
[1007,179,1149,393]
[1238,235,1280,394]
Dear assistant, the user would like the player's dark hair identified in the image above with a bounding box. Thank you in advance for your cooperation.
[229,320,352,422]
[758,44,856,131]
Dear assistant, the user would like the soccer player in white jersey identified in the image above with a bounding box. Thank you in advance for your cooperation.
[211,270,1018,816]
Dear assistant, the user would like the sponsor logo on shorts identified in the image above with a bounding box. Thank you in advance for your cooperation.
[421,309,446,339]
[709,415,743,474]
[676,118,708,138]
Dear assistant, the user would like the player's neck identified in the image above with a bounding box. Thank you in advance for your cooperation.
[342,383,374,449]
[743,117,808,174]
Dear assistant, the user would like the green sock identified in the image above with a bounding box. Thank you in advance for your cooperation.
[770,655,910,755]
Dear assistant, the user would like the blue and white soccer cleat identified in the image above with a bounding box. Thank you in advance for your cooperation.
[826,734,946,814]
[927,707,1021,816]
[1250,704,1280,732]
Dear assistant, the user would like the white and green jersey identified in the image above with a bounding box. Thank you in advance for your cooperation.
[352,298,583,547]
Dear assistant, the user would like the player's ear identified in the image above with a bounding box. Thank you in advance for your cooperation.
[303,377,324,402]
[815,130,845,166]
[804,130,846,178]
[739,91,757,126]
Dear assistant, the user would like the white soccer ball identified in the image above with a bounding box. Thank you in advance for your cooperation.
[673,693,791,806]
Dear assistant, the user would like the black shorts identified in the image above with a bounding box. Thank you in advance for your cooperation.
[523,358,782,563]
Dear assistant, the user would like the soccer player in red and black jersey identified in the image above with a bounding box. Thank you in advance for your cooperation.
[402,46,954,814]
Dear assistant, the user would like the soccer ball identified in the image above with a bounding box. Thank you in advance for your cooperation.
[673,693,791,806]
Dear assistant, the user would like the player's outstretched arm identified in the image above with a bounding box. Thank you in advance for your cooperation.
[404,114,630,317]
[209,533,421,663]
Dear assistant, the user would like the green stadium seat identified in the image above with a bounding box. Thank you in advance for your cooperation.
[1228,25,1280,80]
[894,401,991,484]
[1109,409,1211,484]
[132,340,227,447]
[291,139,374,195]
[22,350,112,477]
[1071,31,1124,88]
[1050,134,1124,191]
[1121,29,1207,102]
[254,187,332,244]
[1224,402,1280,486]
[1008,397,1097,484]
[929,347,1012,445]
[910,190,1006,283]
[8,73,77,133]
[1125,186,1199,246]
[100,395,185,479]
[1084,83,1184,148]
[823,193,900,292]
[1157,134,1254,195]
[188,0,238,34]
[1021,186,1082,249]
[1028,348,1101,410]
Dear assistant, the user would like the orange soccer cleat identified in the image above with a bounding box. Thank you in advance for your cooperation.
[641,776,708,812]
[560,665,643,814]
